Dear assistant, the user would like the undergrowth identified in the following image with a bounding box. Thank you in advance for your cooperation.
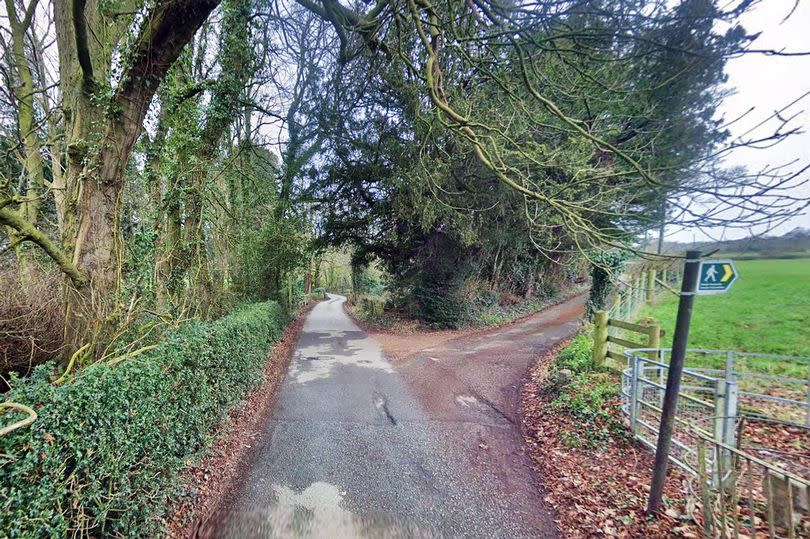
[350,285,585,332]
[0,269,65,386]
[546,333,627,448]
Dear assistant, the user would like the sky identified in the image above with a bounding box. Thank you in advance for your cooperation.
[668,0,810,242]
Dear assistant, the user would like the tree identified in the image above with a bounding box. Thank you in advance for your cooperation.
[301,0,808,325]
[0,0,221,354]
[0,0,47,282]
[297,0,808,252]
[1,0,807,348]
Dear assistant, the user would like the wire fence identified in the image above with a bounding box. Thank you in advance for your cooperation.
[695,427,810,538]
[607,260,683,322]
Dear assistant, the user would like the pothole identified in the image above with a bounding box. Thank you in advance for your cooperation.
[454,393,513,425]
[455,394,478,407]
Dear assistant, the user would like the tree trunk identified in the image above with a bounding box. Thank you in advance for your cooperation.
[304,256,313,294]
[156,190,183,309]
[55,0,221,355]
[5,0,47,285]
[656,200,667,254]
[182,0,252,310]
[313,259,321,289]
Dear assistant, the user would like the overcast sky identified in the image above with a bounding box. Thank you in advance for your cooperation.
[668,0,810,242]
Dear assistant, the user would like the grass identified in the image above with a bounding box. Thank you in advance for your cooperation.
[638,258,810,375]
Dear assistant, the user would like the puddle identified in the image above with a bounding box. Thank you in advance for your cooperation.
[203,481,440,538]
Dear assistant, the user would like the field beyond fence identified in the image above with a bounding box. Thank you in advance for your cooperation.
[640,258,810,358]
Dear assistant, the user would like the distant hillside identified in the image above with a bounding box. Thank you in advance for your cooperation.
[659,227,810,259]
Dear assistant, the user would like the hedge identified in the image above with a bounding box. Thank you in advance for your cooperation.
[0,301,286,538]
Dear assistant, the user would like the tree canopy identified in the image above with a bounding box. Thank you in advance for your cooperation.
[0,0,807,349]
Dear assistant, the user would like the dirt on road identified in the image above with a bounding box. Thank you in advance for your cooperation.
[367,294,587,535]
[364,294,585,423]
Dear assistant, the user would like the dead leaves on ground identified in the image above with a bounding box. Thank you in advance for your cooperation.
[521,351,701,538]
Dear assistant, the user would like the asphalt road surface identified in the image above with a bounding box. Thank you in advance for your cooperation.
[208,293,584,538]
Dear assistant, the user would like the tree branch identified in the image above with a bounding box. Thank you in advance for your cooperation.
[20,0,40,31]
[114,0,221,123]
[71,0,96,92]
[0,206,87,285]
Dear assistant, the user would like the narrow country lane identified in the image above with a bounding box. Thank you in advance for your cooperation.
[206,293,584,538]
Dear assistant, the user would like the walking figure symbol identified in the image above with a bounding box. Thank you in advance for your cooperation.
[697,259,736,294]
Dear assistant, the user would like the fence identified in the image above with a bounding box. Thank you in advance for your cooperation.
[621,348,810,537]
[695,428,810,538]
[608,259,683,321]
[592,310,662,370]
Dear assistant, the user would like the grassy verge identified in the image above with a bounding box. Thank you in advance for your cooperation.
[542,334,628,448]
[348,285,586,332]
[465,292,553,327]
[0,302,286,538]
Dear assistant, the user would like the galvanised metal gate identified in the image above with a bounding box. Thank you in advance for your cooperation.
[621,349,810,537]
[622,349,810,471]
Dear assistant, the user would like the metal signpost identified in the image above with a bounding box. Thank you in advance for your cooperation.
[646,252,739,514]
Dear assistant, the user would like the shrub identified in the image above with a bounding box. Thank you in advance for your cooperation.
[0,269,65,386]
[549,373,625,448]
[546,334,626,448]
[587,250,628,318]
[411,278,469,329]
[552,333,595,374]
[0,301,285,538]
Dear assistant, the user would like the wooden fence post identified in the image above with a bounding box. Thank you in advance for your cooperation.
[647,320,661,361]
[593,310,609,367]
[646,269,656,303]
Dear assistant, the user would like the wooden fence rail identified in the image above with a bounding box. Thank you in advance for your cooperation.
[593,310,662,369]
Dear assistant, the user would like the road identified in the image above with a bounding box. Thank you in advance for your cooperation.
[206,293,584,538]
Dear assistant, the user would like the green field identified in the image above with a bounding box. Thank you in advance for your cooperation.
[639,258,810,359]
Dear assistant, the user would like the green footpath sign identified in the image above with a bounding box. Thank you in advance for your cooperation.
[697,259,737,295]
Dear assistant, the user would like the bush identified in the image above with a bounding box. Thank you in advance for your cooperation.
[549,373,624,448]
[586,250,628,318]
[547,334,626,448]
[0,301,285,538]
[463,289,547,327]
[411,278,469,329]
[0,269,65,386]
[552,333,595,374]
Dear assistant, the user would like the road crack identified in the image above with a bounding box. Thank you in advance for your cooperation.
[373,393,398,425]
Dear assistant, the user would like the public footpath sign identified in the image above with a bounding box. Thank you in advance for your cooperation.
[696,259,738,295]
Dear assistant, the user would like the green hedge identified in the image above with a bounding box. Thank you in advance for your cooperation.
[0,301,285,538]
